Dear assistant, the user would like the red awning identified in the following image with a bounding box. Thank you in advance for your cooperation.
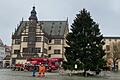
[50,58,63,62]
[31,58,48,61]
[30,61,38,65]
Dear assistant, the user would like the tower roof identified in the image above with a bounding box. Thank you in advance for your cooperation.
[29,6,38,21]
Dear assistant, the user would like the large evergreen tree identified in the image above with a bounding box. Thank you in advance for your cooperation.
[63,9,105,76]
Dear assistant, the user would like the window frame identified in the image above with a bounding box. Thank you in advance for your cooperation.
[54,39,61,45]
[54,49,61,54]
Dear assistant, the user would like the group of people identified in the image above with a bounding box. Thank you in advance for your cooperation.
[32,63,46,77]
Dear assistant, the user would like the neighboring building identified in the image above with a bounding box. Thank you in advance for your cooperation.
[103,37,120,70]
[0,39,5,68]
[11,6,69,65]
[0,38,11,68]
[3,45,11,68]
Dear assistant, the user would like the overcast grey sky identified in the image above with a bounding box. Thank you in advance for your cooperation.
[0,0,120,45]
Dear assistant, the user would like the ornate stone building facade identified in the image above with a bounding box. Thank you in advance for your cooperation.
[0,38,11,68]
[11,6,69,64]
[103,37,120,70]
[0,39,5,68]
[3,45,11,68]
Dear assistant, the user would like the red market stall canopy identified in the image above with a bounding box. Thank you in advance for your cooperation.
[15,64,23,67]
[27,58,63,63]
[50,58,63,62]
[30,61,38,65]
[30,58,48,61]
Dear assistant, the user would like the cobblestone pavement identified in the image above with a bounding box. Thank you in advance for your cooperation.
[0,69,120,80]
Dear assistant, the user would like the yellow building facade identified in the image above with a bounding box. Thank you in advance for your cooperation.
[103,37,120,70]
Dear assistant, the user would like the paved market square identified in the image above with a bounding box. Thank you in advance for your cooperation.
[1,69,120,80]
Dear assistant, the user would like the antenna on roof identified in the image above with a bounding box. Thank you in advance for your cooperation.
[66,17,69,25]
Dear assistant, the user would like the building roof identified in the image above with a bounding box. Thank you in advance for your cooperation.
[13,20,68,39]
[39,21,68,36]
[12,6,69,39]
[103,36,120,39]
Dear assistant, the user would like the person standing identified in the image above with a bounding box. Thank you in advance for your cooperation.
[32,65,37,77]
[38,64,46,77]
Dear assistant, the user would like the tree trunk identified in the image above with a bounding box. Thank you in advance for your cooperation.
[83,70,87,77]
[113,59,118,71]
[113,60,116,71]
[69,70,72,76]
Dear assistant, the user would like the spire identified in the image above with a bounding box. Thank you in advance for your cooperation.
[29,6,38,21]
[66,17,68,22]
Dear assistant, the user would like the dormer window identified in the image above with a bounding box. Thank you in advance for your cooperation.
[49,40,52,43]
[60,22,62,25]
[52,22,55,25]
[54,39,61,44]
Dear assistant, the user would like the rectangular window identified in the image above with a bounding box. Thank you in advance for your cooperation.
[23,48,28,53]
[23,37,28,42]
[29,27,36,32]
[54,39,61,44]
[14,50,20,54]
[44,48,47,54]
[35,48,41,53]
[49,39,52,43]
[54,49,61,54]
[15,39,20,44]
[49,46,51,50]
[36,37,41,42]
[31,48,35,53]
[27,48,35,53]
[106,45,110,51]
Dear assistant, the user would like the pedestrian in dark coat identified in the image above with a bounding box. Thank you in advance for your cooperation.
[32,65,37,77]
